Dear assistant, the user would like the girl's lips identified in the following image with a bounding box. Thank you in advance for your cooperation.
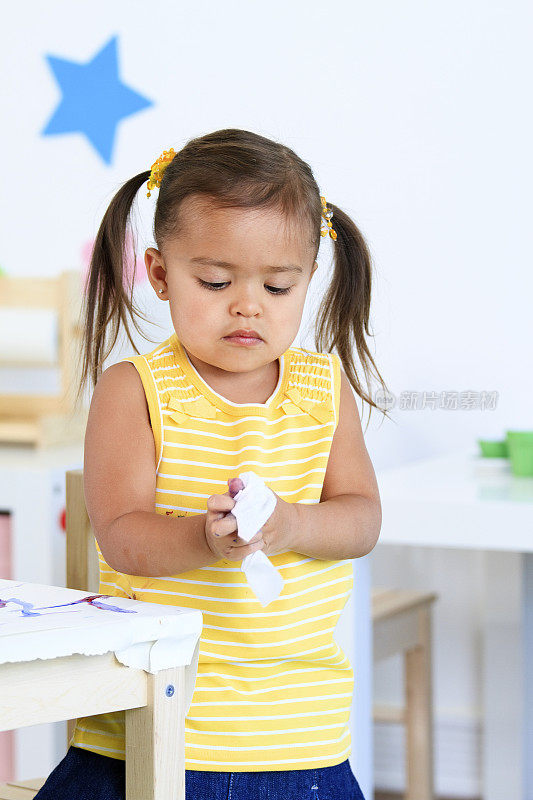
[223,335,263,345]
[225,329,262,339]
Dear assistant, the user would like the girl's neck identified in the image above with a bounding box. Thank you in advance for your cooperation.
[185,349,280,405]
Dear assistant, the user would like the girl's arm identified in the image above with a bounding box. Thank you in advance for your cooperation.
[292,368,382,560]
[84,362,217,577]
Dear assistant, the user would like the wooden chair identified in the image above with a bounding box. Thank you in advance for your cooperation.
[372,587,438,800]
[0,469,191,799]
[0,271,88,447]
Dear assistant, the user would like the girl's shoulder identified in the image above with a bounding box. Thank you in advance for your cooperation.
[286,346,341,409]
[289,345,339,365]
[288,345,341,384]
[116,336,180,386]
[115,334,186,409]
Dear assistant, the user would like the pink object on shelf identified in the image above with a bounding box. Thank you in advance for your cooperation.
[0,731,14,783]
[0,513,13,781]
[0,513,11,580]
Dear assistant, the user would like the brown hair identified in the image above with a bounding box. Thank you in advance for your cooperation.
[74,128,391,429]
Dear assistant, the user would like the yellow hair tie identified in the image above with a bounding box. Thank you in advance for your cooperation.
[146,148,176,198]
[320,196,337,240]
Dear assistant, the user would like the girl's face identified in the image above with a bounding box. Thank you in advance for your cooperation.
[145,195,318,381]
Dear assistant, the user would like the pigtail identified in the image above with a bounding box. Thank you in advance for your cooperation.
[314,203,392,430]
[73,170,154,411]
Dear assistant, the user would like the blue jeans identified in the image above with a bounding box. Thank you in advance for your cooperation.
[34,744,366,799]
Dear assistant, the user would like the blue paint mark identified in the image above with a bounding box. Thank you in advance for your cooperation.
[0,598,41,616]
[0,593,137,616]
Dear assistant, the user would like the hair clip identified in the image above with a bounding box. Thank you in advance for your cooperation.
[320,196,337,240]
[146,148,177,198]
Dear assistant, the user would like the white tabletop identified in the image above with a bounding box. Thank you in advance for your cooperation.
[0,578,203,710]
[376,449,533,552]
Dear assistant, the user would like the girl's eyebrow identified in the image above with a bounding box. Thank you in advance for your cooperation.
[188,256,303,274]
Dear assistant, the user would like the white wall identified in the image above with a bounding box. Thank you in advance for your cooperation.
[2,1,532,795]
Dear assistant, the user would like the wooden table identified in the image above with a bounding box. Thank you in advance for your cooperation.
[0,579,202,800]
[376,449,533,800]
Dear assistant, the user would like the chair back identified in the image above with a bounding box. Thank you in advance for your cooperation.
[65,468,99,748]
[65,469,99,593]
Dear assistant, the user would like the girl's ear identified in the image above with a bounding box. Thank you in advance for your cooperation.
[144,247,162,269]
[145,248,168,296]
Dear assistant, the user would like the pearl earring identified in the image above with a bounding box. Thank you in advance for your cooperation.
[159,288,164,293]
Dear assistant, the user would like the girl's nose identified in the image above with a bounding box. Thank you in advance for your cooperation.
[229,286,262,315]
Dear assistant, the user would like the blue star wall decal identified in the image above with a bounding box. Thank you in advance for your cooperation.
[42,35,153,164]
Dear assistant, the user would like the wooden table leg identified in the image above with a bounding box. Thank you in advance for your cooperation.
[125,665,186,800]
[405,606,434,800]
[483,550,524,800]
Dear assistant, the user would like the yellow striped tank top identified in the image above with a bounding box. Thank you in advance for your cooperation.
[71,332,354,772]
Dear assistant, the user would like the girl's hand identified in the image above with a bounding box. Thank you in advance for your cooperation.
[209,477,299,559]
[251,488,300,558]
[205,478,264,562]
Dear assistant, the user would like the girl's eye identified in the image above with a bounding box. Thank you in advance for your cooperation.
[197,279,292,295]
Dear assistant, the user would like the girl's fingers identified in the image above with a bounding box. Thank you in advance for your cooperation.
[212,512,237,536]
[245,540,264,555]
[233,530,262,545]
[228,477,244,498]
[233,535,263,548]
[207,493,235,515]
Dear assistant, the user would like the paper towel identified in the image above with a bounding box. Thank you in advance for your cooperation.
[230,471,284,607]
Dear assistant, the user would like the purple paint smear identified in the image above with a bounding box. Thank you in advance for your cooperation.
[0,593,137,616]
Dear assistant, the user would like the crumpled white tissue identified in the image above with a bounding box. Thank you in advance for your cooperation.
[230,471,284,607]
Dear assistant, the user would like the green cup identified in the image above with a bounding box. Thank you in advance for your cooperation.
[477,439,508,458]
[506,430,533,477]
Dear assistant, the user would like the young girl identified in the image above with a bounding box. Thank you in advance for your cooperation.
[35,128,388,800]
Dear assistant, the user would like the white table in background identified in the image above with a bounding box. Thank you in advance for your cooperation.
[376,449,533,800]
